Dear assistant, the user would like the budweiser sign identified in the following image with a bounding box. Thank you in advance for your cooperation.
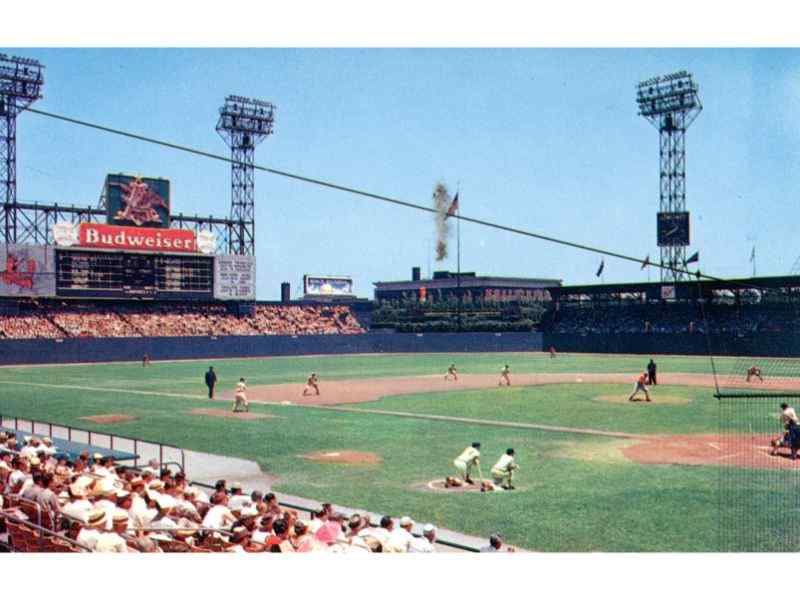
[53,222,216,255]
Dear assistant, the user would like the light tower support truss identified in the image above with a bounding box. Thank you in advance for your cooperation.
[215,95,275,256]
[637,70,702,282]
[0,53,44,245]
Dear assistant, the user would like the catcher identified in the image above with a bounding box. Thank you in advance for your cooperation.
[746,365,764,383]
[232,378,249,413]
[302,373,320,396]
[490,448,519,490]
[453,442,481,484]
[444,363,458,381]
[774,403,800,460]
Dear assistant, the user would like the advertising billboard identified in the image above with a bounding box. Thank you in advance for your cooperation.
[214,255,256,300]
[105,174,171,228]
[303,275,354,297]
[0,244,56,297]
[53,222,216,255]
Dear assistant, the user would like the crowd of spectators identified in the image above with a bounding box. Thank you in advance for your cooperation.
[546,302,800,336]
[0,433,439,553]
[0,301,365,340]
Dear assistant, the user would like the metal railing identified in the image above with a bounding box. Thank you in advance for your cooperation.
[0,414,185,471]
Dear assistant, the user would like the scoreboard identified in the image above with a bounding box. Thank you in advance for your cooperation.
[55,249,214,299]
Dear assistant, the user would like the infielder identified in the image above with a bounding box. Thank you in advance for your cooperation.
[628,372,651,402]
[499,365,511,387]
[444,363,458,381]
[746,365,764,383]
[302,373,320,396]
[453,442,481,484]
[490,448,519,490]
[233,378,249,413]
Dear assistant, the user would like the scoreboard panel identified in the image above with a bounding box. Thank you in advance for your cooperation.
[56,249,214,299]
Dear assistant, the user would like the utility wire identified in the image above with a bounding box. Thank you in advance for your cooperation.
[21,106,756,286]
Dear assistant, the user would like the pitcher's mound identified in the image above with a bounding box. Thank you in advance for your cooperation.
[594,395,691,405]
[301,450,381,465]
[79,414,138,425]
[189,408,275,420]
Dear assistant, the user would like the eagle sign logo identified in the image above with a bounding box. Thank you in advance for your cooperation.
[112,177,168,226]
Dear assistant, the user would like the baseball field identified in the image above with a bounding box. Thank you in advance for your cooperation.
[1,351,797,552]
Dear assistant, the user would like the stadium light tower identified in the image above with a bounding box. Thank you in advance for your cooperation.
[637,70,702,282]
[0,53,44,245]
[216,95,276,256]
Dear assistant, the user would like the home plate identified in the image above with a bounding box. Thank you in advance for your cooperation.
[576,378,583,383]
[323,452,341,457]
[281,401,292,405]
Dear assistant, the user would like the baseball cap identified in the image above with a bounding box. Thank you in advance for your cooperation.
[399,516,413,527]
[423,523,436,534]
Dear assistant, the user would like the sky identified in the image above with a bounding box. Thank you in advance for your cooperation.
[9,48,800,300]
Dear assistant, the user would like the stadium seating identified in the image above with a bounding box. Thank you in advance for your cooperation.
[0,300,365,340]
[0,435,436,553]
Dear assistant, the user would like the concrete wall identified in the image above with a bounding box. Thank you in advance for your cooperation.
[0,332,544,365]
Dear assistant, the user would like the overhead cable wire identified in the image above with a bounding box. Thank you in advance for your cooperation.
[21,106,766,287]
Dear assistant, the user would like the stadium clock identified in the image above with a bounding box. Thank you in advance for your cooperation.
[657,212,690,247]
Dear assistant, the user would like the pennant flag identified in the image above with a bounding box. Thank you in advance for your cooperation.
[640,254,650,270]
[445,193,459,220]
[750,245,756,262]
[684,251,699,265]
[596,259,605,277]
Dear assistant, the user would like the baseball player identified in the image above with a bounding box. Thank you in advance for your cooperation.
[549,346,557,359]
[498,365,511,387]
[628,372,652,402]
[781,403,800,460]
[302,373,320,396]
[490,448,519,490]
[444,363,458,381]
[233,378,249,413]
[647,359,657,385]
[453,442,481,484]
[746,365,764,383]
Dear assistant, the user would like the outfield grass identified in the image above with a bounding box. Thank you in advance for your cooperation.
[0,352,792,551]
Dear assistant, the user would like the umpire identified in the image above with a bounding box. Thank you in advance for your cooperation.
[647,359,657,386]
[205,366,217,399]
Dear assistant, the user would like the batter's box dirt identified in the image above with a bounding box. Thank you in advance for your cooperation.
[79,414,138,425]
[623,434,800,470]
[300,450,382,465]
[593,395,692,405]
[188,408,278,421]
[414,479,514,493]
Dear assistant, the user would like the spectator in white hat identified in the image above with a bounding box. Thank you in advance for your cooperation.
[150,495,179,531]
[385,515,415,553]
[96,511,130,553]
[228,483,250,512]
[77,508,107,550]
[409,524,437,553]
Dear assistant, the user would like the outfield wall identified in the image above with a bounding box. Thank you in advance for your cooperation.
[543,332,800,357]
[0,332,544,365]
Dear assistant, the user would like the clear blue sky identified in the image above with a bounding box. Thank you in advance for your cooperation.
[11,48,800,299]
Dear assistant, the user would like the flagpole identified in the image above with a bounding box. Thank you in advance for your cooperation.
[456,185,461,333]
[753,245,756,278]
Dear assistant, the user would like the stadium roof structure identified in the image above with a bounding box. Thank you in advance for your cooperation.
[552,275,800,301]
[373,272,562,292]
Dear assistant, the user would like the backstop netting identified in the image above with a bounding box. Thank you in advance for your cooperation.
[703,292,800,552]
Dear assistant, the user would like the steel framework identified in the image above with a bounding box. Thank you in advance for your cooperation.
[216,95,275,256]
[3,200,240,251]
[0,53,44,245]
[637,71,702,282]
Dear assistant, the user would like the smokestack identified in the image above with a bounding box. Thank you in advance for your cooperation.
[281,282,290,303]
[412,267,421,282]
